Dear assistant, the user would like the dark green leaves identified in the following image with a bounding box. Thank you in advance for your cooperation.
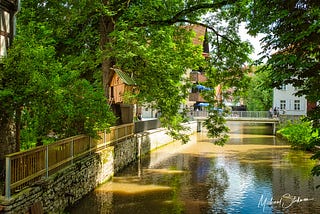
[247,0,320,102]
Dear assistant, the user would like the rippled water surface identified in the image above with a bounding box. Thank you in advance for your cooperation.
[67,122,320,214]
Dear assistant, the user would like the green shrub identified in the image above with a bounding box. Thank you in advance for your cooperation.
[277,120,319,150]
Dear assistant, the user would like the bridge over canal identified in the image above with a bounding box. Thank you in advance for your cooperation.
[193,111,280,135]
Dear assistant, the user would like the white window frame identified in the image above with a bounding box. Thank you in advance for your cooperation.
[294,100,301,110]
[280,100,286,110]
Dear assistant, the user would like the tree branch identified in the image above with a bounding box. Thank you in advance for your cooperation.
[175,19,236,45]
[171,0,237,22]
[146,0,238,44]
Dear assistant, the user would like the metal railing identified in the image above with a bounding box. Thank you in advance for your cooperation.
[192,110,271,119]
[227,111,270,118]
[5,123,134,198]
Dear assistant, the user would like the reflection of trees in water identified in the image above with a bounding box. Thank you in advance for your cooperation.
[206,160,229,214]
[283,150,318,179]
[160,172,185,214]
[239,161,272,185]
[236,148,275,185]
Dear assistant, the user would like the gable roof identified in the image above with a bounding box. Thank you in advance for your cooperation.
[113,68,136,86]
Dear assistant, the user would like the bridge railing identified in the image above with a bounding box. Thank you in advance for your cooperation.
[193,110,271,119]
[5,123,134,198]
[228,111,270,118]
[192,110,210,117]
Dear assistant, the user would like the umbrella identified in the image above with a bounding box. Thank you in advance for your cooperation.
[197,102,209,107]
[195,85,206,90]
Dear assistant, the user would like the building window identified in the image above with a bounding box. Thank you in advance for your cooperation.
[280,100,286,110]
[1,0,19,58]
[0,36,7,57]
[279,84,287,90]
[0,8,11,58]
[294,100,301,110]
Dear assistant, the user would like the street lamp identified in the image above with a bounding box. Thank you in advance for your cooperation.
[0,0,20,58]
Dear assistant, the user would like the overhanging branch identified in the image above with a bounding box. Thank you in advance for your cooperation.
[146,0,238,44]
[171,0,237,22]
[175,19,236,45]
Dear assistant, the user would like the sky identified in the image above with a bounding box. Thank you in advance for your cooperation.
[239,23,264,61]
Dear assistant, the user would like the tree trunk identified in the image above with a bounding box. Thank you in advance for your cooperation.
[100,15,116,98]
[15,107,22,152]
[0,113,17,177]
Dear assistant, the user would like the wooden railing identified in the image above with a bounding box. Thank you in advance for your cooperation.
[5,123,134,198]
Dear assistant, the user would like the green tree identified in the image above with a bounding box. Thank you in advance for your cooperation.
[245,0,320,179]
[0,1,116,166]
[100,0,252,141]
[0,0,253,168]
[244,67,273,111]
[246,0,320,101]
[2,18,115,143]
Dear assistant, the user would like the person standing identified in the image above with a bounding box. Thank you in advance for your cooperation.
[137,113,142,121]
[273,107,277,117]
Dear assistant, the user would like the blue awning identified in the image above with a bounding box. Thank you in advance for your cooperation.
[195,85,211,91]
[196,102,209,107]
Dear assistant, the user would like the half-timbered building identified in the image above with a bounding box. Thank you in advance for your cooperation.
[0,0,19,59]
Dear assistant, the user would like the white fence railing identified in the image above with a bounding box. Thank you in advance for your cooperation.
[193,110,271,119]
[228,111,270,118]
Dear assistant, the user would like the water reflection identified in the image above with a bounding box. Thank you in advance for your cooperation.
[66,122,320,214]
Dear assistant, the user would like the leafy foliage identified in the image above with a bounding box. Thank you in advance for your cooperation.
[277,120,319,150]
[204,110,230,146]
[243,67,273,111]
[110,25,204,141]
[0,0,116,149]
[0,0,254,153]
[245,0,320,181]
[246,0,320,101]
[105,0,253,143]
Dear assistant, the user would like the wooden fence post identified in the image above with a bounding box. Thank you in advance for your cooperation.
[45,145,49,178]
[89,137,92,155]
[104,129,106,148]
[115,127,118,140]
[71,138,74,164]
[5,157,11,198]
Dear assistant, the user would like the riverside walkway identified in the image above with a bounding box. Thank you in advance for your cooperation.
[193,111,280,135]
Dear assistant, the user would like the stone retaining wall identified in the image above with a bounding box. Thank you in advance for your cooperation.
[113,137,138,173]
[0,146,114,214]
[0,122,197,213]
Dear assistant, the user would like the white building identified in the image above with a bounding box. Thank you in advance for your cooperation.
[273,84,307,116]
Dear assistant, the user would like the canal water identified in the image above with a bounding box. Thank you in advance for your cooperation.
[66,122,320,214]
